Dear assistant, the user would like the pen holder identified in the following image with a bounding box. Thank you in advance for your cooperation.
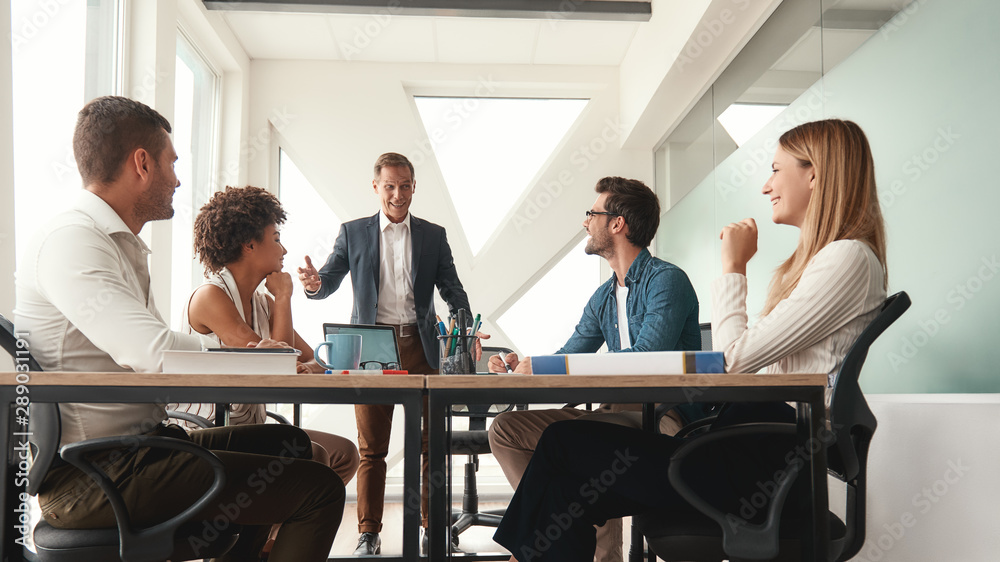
[438,334,479,375]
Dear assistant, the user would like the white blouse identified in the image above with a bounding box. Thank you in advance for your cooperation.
[711,239,886,404]
[169,269,270,428]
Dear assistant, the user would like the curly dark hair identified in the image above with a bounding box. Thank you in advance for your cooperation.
[193,186,287,274]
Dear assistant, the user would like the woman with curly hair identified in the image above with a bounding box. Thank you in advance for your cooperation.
[171,185,360,486]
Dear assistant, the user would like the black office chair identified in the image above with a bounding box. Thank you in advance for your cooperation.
[446,345,518,547]
[634,291,911,561]
[1,312,240,561]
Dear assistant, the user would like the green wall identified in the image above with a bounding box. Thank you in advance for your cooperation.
[657,0,1000,393]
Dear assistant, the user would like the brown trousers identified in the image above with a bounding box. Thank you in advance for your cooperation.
[488,407,684,562]
[355,324,436,532]
[38,423,345,562]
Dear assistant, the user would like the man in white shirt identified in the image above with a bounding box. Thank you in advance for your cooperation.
[15,96,344,562]
[298,152,472,554]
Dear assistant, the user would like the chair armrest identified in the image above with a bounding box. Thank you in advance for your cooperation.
[673,415,718,438]
[166,409,214,429]
[59,434,228,562]
[668,422,799,561]
[266,410,291,425]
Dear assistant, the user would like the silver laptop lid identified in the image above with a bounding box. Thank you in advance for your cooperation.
[322,323,401,368]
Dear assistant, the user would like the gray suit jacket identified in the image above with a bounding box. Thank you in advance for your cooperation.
[307,213,471,369]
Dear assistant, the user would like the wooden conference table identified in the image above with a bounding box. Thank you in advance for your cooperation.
[1,372,829,562]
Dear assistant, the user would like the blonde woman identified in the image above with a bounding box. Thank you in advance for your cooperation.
[493,119,888,560]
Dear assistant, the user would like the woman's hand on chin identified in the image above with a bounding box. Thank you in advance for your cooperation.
[720,218,758,275]
[265,271,294,300]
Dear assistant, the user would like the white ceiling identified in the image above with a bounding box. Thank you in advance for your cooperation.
[217,1,913,68]
[220,11,641,65]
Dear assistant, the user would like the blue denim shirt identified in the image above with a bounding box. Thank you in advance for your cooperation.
[556,248,700,354]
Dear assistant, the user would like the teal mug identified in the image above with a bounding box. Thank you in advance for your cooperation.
[314,333,363,371]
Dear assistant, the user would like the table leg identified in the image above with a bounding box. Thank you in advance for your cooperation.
[797,396,830,561]
[402,393,422,561]
[427,393,448,561]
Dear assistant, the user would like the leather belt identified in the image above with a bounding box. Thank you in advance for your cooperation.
[380,322,420,338]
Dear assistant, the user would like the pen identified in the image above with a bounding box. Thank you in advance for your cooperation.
[449,327,459,356]
[496,353,512,373]
[470,313,481,336]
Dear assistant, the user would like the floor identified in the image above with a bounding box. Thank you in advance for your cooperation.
[329,500,638,559]
[330,500,512,557]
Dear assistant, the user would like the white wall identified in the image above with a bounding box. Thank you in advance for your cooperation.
[856,396,1000,561]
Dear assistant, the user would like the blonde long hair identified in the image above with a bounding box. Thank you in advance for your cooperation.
[762,119,887,315]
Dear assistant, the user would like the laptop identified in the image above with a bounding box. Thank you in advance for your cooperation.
[322,323,402,370]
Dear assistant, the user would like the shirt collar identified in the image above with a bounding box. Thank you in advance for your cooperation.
[620,248,652,287]
[75,190,151,254]
[379,209,411,232]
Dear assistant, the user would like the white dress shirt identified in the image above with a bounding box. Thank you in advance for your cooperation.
[375,210,417,325]
[711,239,886,407]
[15,190,205,446]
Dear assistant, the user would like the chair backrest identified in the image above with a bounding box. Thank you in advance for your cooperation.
[26,403,62,496]
[0,312,43,372]
[0,313,58,496]
[699,322,712,352]
[827,291,910,482]
[453,346,516,431]
[477,345,514,374]
[826,291,910,560]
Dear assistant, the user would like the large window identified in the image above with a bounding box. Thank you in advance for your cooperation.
[498,238,602,356]
[170,32,219,328]
[413,97,587,256]
[11,0,123,262]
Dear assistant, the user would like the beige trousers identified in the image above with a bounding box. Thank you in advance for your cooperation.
[489,406,683,562]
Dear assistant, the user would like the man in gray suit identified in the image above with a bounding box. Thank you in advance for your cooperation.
[298,152,471,554]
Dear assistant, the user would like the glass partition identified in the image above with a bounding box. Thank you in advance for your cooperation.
[656,0,999,393]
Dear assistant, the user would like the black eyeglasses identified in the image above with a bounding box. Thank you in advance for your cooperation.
[360,360,401,370]
[585,210,620,219]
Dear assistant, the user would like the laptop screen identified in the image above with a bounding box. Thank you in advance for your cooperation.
[322,323,401,367]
